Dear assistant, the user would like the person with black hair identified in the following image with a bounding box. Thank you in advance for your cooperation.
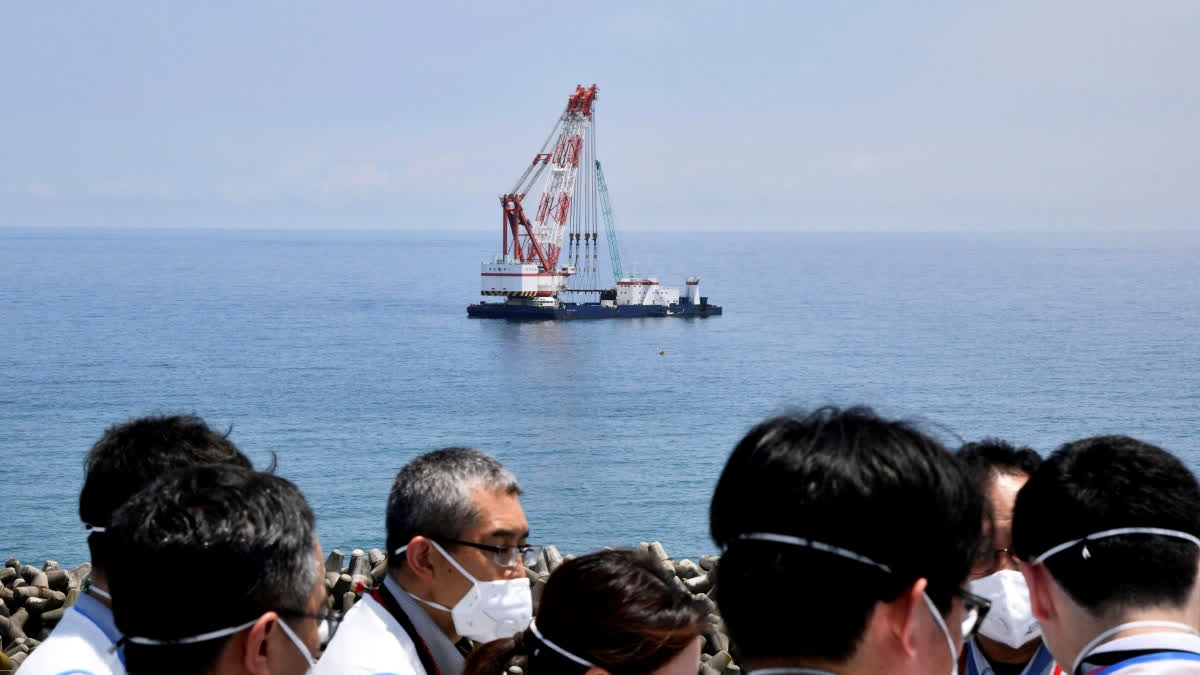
[710,406,989,675]
[462,549,708,675]
[106,463,330,675]
[314,447,533,675]
[18,414,253,675]
[958,440,1058,675]
[1012,436,1200,675]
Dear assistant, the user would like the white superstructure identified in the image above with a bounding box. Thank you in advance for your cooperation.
[686,276,701,304]
[481,260,570,297]
[616,277,680,306]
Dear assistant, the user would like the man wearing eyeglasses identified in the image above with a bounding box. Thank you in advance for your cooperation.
[1013,436,1200,675]
[709,407,990,675]
[314,447,535,675]
[958,440,1060,675]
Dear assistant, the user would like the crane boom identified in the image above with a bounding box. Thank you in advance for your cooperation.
[498,85,598,277]
[595,160,624,283]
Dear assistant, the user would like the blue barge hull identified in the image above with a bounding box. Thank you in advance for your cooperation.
[467,301,723,320]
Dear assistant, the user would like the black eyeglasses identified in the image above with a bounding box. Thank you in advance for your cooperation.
[440,538,543,569]
[277,608,343,648]
[954,587,992,642]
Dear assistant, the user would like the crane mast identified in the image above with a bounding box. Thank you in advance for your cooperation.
[595,160,624,283]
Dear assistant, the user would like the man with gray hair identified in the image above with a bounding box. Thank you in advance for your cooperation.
[313,447,538,675]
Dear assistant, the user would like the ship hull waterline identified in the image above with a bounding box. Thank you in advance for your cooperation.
[467,301,723,321]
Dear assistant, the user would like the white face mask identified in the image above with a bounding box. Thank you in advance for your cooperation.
[969,570,1041,649]
[396,540,533,643]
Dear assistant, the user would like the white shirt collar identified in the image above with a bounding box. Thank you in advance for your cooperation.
[1089,631,1200,657]
[383,575,465,675]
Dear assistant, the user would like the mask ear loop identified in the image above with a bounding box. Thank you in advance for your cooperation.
[528,619,596,668]
[1033,527,1200,566]
[122,618,258,646]
[395,540,482,613]
[922,592,960,669]
[395,540,480,583]
[276,615,317,667]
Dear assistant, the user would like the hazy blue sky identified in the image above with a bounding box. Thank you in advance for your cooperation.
[3,2,1197,231]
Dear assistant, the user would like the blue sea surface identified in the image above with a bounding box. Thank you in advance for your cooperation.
[2,228,1198,566]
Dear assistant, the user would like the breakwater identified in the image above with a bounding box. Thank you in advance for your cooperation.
[1,542,740,674]
[0,558,91,671]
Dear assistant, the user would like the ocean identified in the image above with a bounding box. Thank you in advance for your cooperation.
[2,227,1198,566]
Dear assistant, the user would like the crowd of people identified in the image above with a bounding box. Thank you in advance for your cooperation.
[15,407,1200,675]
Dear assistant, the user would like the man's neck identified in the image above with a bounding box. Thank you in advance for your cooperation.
[87,567,113,609]
[977,635,1043,665]
[391,569,460,642]
[1061,606,1198,669]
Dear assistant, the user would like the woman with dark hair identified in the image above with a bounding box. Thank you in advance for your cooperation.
[463,549,708,675]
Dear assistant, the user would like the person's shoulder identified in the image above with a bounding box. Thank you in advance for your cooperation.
[311,596,424,675]
[15,617,124,675]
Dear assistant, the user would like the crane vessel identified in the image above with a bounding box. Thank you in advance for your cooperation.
[467,84,722,320]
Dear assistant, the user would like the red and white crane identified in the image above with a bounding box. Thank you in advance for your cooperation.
[483,85,599,301]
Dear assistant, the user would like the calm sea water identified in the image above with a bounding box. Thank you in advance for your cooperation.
[2,228,1198,566]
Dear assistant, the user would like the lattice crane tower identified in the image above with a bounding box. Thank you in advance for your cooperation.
[485,85,599,300]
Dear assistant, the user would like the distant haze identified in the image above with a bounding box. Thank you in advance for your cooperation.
[2,2,1198,231]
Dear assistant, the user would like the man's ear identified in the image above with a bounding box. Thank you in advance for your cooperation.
[878,577,928,660]
[1021,562,1056,623]
[242,612,278,675]
[405,536,439,582]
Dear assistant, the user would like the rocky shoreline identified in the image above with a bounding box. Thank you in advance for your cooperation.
[1,542,739,674]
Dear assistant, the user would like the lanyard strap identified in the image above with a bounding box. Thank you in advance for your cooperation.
[1087,650,1200,674]
[370,586,441,675]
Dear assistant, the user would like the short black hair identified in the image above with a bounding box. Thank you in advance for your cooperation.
[1012,435,1200,613]
[958,438,1043,495]
[78,415,253,571]
[107,464,318,675]
[710,407,982,664]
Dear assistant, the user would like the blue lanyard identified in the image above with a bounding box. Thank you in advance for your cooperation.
[1088,650,1200,674]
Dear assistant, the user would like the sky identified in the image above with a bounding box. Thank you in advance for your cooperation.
[2,1,1198,232]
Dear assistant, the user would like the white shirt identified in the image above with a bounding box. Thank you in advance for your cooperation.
[313,577,463,675]
[1079,631,1200,674]
[17,593,126,675]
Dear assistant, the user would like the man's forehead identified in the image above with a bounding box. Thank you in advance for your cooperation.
[988,472,1027,514]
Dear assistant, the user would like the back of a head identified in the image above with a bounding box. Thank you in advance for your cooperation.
[463,549,707,674]
[958,438,1043,494]
[709,406,983,663]
[386,446,520,566]
[1012,435,1200,614]
[107,463,318,675]
[78,414,252,571]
